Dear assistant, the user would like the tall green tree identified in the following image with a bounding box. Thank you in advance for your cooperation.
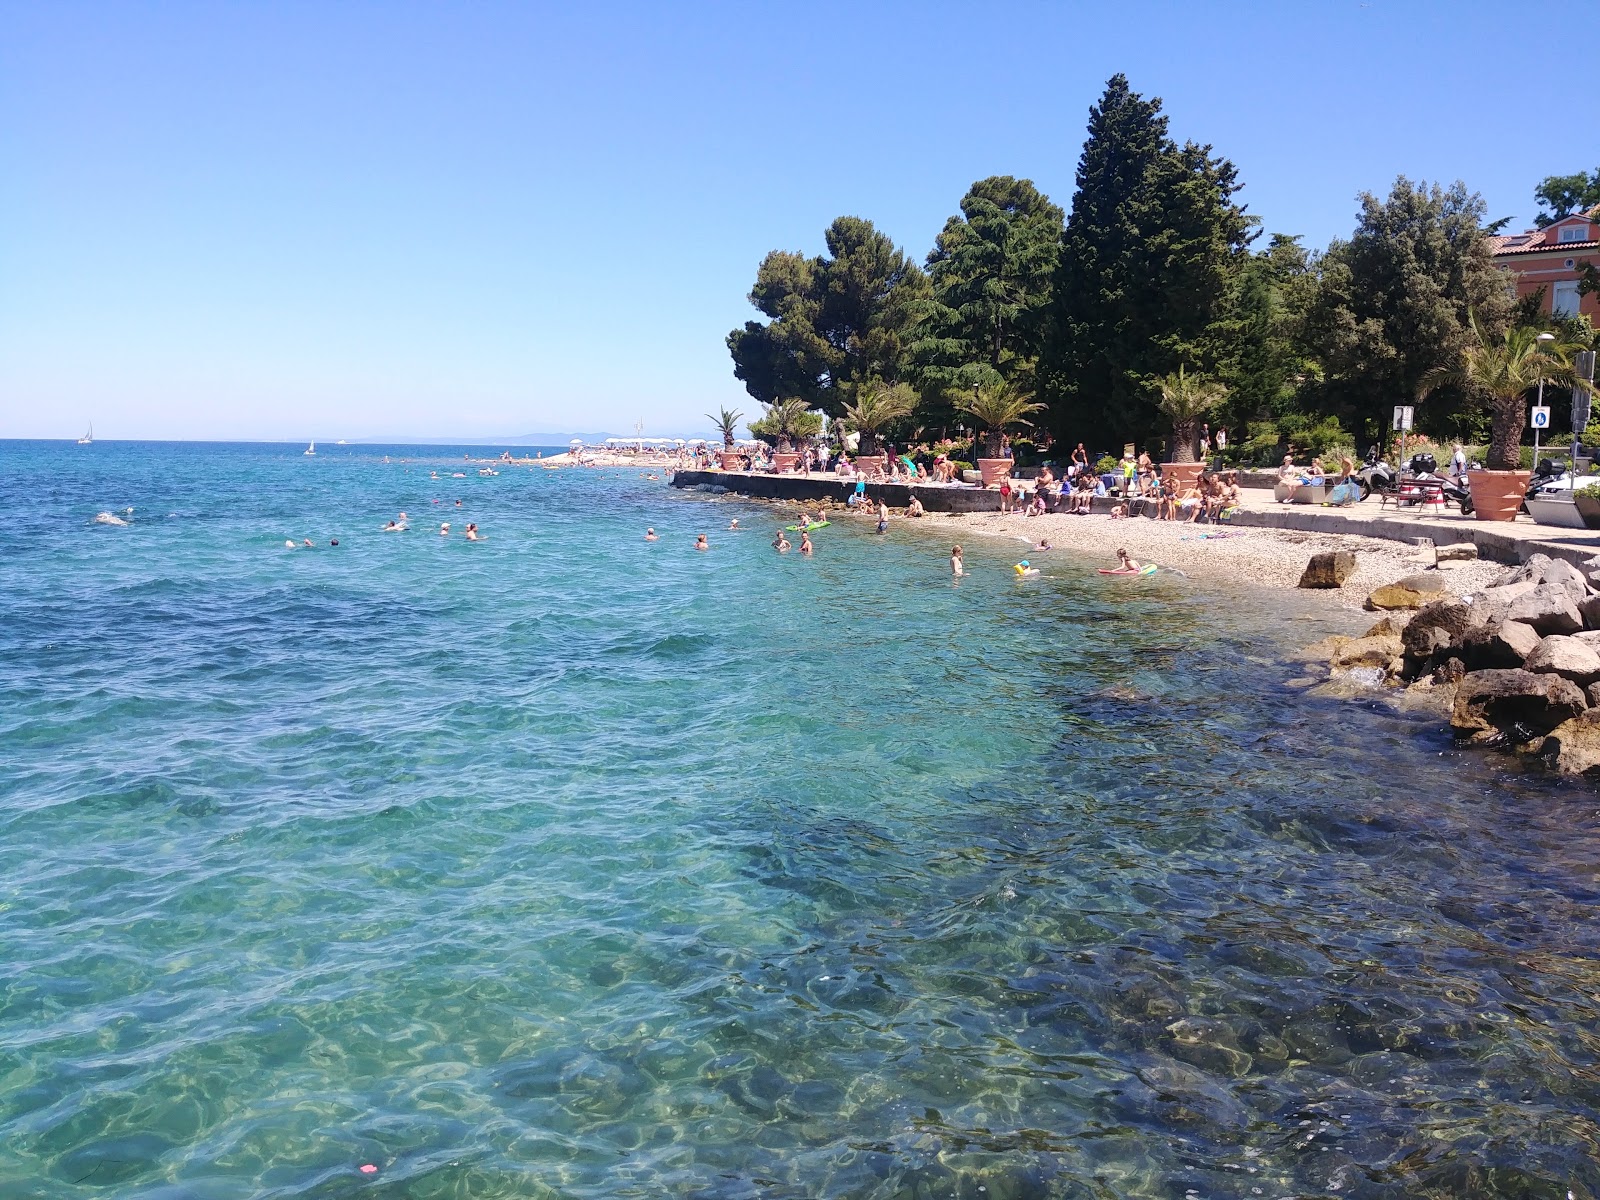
[1039,74,1254,449]
[727,217,927,417]
[1533,168,1600,227]
[911,176,1064,397]
[1217,234,1320,435]
[1302,177,1514,441]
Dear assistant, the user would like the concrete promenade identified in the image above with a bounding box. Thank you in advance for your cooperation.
[670,467,1600,569]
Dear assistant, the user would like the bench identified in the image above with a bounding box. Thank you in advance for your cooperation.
[1381,476,1447,509]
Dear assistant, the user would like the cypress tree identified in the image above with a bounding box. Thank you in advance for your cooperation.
[1040,75,1252,450]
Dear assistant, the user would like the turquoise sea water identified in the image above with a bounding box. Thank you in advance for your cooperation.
[3,439,1600,1200]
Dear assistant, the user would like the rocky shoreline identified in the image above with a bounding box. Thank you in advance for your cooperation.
[1297,553,1600,776]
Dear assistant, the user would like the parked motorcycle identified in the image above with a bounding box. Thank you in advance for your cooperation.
[1355,446,1397,500]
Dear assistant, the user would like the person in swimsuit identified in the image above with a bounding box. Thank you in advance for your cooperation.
[695,534,708,551]
[773,531,791,552]
[645,528,659,541]
[1116,548,1140,571]
[950,545,963,576]
[799,531,813,555]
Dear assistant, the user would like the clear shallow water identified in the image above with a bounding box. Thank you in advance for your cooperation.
[3,440,1600,1200]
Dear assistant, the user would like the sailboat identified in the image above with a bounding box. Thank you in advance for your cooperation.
[77,423,93,445]
[304,441,316,456]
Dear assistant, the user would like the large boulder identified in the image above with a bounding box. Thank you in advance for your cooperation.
[1505,585,1584,635]
[1540,709,1600,775]
[1524,635,1600,685]
[1401,600,1474,660]
[1580,595,1600,630]
[1363,614,1412,638]
[1451,669,1588,745]
[1459,620,1543,671]
[1364,573,1448,611]
[1487,554,1552,589]
[1298,551,1357,589]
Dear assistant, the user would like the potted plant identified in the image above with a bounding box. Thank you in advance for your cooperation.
[841,381,917,475]
[1575,482,1600,530]
[958,381,1044,486]
[750,398,822,472]
[705,406,745,471]
[1153,366,1227,492]
[1420,318,1593,521]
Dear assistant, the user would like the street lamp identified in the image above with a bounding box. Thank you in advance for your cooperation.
[1534,331,1556,470]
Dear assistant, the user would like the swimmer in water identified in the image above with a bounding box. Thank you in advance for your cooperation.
[455,499,462,507]
[440,522,450,536]
[330,539,338,546]
[93,511,129,526]
[950,545,964,577]
[302,539,314,548]
[465,523,484,541]
[1116,548,1140,571]
[799,531,813,555]
[728,518,740,529]
[285,539,297,549]
[772,531,791,552]
[1032,540,1052,552]
[645,528,659,541]
[695,534,708,551]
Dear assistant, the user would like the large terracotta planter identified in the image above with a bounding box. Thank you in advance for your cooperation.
[717,450,746,471]
[853,453,888,477]
[1161,461,1205,491]
[977,458,1013,486]
[772,451,800,473]
[1466,469,1530,522]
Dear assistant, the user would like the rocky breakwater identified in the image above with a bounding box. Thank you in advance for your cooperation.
[1298,553,1600,776]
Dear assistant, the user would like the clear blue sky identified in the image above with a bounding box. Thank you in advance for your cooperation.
[0,1,1574,442]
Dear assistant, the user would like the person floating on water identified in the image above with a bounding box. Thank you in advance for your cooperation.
[1116,548,1140,571]
[645,528,659,541]
[772,531,791,552]
[1013,559,1039,577]
[950,545,963,577]
[695,534,709,551]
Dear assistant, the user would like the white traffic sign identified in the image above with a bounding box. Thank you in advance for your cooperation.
[1392,405,1414,431]
[1531,406,1551,429]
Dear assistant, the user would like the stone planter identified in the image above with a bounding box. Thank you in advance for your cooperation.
[772,451,800,473]
[977,458,1013,486]
[1466,469,1530,522]
[853,453,888,477]
[1161,461,1204,491]
[1575,491,1600,530]
[717,450,747,471]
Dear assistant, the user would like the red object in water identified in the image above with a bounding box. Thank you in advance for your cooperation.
[360,1164,378,1174]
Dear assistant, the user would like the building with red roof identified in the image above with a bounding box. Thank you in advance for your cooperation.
[1490,205,1599,321]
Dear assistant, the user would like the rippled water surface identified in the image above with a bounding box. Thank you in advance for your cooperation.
[4,439,1600,1200]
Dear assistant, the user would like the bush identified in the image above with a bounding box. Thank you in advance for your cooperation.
[1093,454,1120,474]
[1577,482,1600,501]
[949,461,974,474]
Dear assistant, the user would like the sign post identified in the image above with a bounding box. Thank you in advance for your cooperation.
[1575,351,1597,475]
[1531,404,1550,470]
[1392,405,1413,472]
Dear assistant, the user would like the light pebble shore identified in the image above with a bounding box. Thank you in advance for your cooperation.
[883,507,1505,605]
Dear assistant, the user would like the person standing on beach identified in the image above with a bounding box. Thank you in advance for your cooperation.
[950,545,963,576]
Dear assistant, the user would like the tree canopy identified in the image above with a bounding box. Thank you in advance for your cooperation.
[911,176,1063,398]
[727,217,927,418]
[1039,74,1254,446]
[1534,168,1600,227]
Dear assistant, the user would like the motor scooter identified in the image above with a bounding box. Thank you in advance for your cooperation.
[1354,445,1397,500]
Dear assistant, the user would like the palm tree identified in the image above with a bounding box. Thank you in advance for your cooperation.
[705,406,744,450]
[1419,317,1593,471]
[841,381,917,456]
[1153,367,1228,464]
[957,380,1044,459]
[751,398,821,451]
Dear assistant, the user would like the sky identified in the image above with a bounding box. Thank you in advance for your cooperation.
[0,1,1580,443]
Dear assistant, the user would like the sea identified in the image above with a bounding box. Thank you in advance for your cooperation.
[2,438,1599,1200]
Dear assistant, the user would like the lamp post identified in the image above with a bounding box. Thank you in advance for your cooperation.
[1534,331,1555,470]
